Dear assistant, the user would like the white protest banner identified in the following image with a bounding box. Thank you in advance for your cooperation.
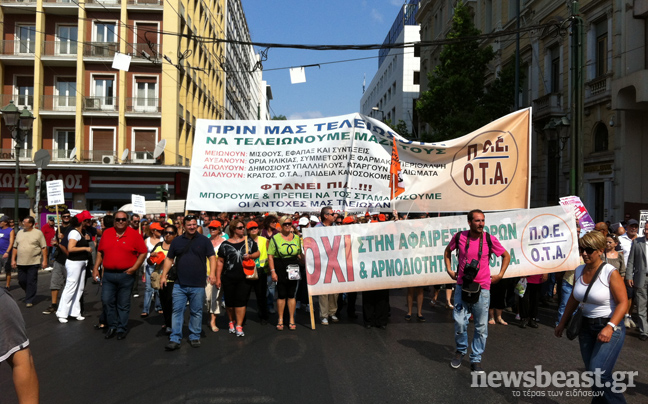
[640,210,648,237]
[187,108,531,213]
[46,180,65,206]
[303,206,578,295]
[131,194,146,215]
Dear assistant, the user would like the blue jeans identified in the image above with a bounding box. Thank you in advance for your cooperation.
[579,320,626,403]
[142,264,161,314]
[102,271,135,333]
[556,281,574,326]
[453,285,490,363]
[170,284,205,343]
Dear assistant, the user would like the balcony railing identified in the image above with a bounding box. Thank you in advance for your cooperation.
[0,40,38,56]
[42,41,78,57]
[586,74,612,99]
[83,96,118,112]
[125,97,160,113]
[0,94,33,110]
[83,42,118,57]
[80,150,116,163]
[126,0,163,4]
[132,150,155,163]
[1,0,37,3]
[42,0,79,3]
[51,149,75,161]
[41,95,76,112]
[533,93,563,119]
[85,0,121,5]
[0,148,32,161]
[128,43,160,58]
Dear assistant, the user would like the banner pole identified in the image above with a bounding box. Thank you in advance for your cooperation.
[55,205,60,239]
[308,294,315,330]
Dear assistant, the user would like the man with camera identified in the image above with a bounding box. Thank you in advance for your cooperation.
[444,209,510,373]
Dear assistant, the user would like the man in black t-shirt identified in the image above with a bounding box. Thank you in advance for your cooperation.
[43,210,72,315]
[160,216,216,351]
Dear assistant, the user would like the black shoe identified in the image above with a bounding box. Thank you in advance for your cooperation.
[519,319,527,329]
[165,341,180,351]
[104,329,117,339]
[528,320,539,329]
[116,332,127,340]
[42,305,56,315]
[639,335,648,341]
[470,362,485,374]
[189,339,201,348]
[450,352,464,369]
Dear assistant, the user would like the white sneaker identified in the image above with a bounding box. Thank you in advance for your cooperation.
[515,314,521,321]
[76,316,85,321]
[321,318,329,325]
[330,315,339,323]
[629,317,637,328]
[624,316,631,328]
[58,317,68,323]
[44,267,53,271]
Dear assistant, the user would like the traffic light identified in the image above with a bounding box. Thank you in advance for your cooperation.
[25,174,36,198]
[39,182,47,200]
[156,184,169,202]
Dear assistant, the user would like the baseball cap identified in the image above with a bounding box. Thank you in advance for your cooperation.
[627,219,639,226]
[343,216,355,224]
[310,215,320,223]
[246,221,258,229]
[0,215,9,223]
[76,210,92,222]
[208,220,222,228]
[298,217,309,226]
[149,222,164,231]
[160,213,166,217]
[378,214,386,222]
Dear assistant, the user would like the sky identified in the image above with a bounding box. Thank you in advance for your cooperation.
[242,0,408,120]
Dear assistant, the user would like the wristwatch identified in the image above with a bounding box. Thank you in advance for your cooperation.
[607,321,618,331]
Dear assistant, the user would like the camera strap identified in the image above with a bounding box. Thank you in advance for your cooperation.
[463,232,484,269]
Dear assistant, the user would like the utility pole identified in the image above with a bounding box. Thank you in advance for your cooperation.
[514,0,520,110]
[570,1,584,197]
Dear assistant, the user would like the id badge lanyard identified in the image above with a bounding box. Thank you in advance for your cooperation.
[463,232,484,269]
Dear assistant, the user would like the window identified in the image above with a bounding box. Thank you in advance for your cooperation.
[595,20,607,77]
[414,44,420,58]
[57,26,77,55]
[90,128,115,161]
[593,122,608,152]
[550,46,560,93]
[16,25,36,54]
[92,75,115,109]
[413,71,420,85]
[132,129,157,162]
[15,76,34,109]
[94,22,117,42]
[13,133,32,159]
[53,129,75,160]
[134,76,158,112]
[55,78,76,110]
[135,22,158,55]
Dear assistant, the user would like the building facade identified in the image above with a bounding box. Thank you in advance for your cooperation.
[0,0,269,215]
[416,0,648,222]
[360,0,420,136]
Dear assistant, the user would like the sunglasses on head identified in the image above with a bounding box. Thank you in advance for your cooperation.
[115,217,128,222]
[578,247,597,255]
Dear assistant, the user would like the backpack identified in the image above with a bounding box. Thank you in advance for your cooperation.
[452,230,495,261]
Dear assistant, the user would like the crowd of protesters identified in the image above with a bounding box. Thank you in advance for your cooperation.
[1,207,647,401]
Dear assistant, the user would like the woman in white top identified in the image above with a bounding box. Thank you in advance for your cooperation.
[56,215,92,323]
[142,222,163,317]
[555,231,628,403]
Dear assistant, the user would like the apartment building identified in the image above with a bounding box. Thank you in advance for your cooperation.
[360,0,420,136]
[417,0,648,221]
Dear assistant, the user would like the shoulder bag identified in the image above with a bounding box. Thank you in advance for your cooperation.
[243,237,258,280]
[565,262,606,340]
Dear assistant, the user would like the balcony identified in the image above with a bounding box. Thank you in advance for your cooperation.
[128,43,160,60]
[83,96,118,112]
[131,150,155,163]
[0,40,38,57]
[84,0,121,8]
[585,73,612,107]
[0,94,33,110]
[125,97,160,114]
[127,0,163,4]
[83,42,118,58]
[51,149,75,161]
[42,41,78,57]
[0,148,32,161]
[80,150,116,163]
[41,95,76,113]
[532,93,564,121]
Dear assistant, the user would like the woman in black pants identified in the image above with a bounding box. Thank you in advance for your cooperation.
[148,225,177,334]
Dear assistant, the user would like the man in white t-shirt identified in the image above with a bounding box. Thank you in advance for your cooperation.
[619,219,639,266]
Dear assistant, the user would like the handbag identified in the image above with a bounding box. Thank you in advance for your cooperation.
[565,262,606,340]
[243,237,258,280]
[150,271,161,290]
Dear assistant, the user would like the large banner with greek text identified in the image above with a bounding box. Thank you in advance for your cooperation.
[303,206,578,295]
[186,108,531,212]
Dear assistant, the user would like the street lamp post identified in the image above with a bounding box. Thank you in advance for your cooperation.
[0,101,35,232]
[371,107,385,122]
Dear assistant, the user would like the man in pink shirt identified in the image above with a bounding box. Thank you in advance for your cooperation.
[444,209,511,374]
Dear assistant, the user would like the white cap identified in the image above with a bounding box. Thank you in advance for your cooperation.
[310,215,320,223]
[298,217,309,226]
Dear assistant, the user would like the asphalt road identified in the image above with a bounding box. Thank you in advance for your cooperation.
[2,273,648,404]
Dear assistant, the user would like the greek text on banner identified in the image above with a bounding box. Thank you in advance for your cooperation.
[302,206,578,296]
[186,109,532,212]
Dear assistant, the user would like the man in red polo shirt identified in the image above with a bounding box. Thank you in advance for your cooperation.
[92,211,147,340]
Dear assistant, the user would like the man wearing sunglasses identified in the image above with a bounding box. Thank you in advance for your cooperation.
[626,221,648,340]
[93,211,147,340]
[314,206,339,325]
[160,215,216,350]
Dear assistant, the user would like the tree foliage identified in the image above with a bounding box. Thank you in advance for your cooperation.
[272,115,287,120]
[416,1,518,142]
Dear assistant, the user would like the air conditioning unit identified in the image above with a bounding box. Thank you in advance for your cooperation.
[85,98,101,110]
[102,155,115,164]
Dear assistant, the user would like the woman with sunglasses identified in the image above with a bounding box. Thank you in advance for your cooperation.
[141,222,164,318]
[268,215,303,330]
[148,225,178,334]
[261,214,279,239]
[205,220,226,332]
[555,231,628,402]
[214,219,259,337]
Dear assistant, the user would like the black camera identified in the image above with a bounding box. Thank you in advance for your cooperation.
[462,259,480,283]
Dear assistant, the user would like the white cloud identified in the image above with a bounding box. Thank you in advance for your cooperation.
[370,8,383,23]
[390,0,404,6]
[288,111,324,120]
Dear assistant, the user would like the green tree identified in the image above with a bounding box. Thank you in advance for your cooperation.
[388,119,413,139]
[272,115,287,120]
[416,1,518,142]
